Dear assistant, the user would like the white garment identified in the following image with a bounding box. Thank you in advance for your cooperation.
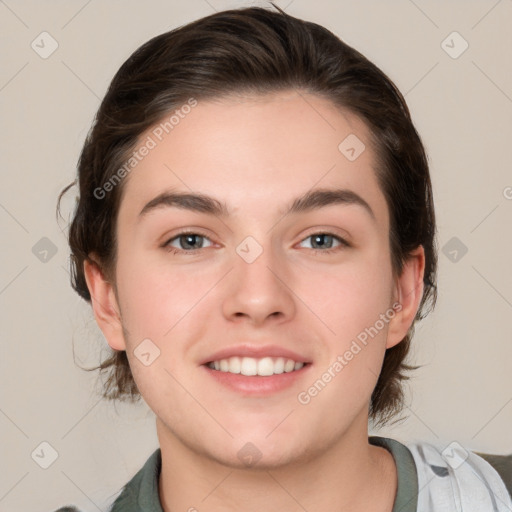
[408,441,512,512]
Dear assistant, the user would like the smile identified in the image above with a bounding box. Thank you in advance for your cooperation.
[206,356,306,376]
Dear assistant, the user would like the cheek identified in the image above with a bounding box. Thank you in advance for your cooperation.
[299,252,394,337]
[295,264,393,417]
[298,248,394,403]
[115,250,219,341]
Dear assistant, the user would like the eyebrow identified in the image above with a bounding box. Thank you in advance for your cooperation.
[138,187,375,222]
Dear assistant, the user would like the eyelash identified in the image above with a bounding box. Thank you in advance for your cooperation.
[163,230,350,255]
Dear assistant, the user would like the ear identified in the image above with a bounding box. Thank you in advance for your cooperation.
[386,246,425,349]
[83,256,126,351]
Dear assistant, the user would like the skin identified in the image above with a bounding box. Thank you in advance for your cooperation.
[85,90,425,512]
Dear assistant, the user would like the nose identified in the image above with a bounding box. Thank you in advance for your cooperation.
[221,245,296,327]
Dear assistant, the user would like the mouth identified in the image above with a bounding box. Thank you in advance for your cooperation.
[201,352,312,395]
[204,356,309,376]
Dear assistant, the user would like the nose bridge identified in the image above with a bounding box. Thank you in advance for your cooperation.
[222,236,295,324]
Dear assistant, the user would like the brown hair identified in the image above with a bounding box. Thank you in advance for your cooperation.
[59,5,437,428]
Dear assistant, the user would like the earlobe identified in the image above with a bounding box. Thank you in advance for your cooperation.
[386,246,426,349]
[83,257,127,351]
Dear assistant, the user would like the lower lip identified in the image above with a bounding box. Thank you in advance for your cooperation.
[201,364,312,395]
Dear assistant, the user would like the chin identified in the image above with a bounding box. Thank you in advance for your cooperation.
[211,443,302,471]
[203,432,308,471]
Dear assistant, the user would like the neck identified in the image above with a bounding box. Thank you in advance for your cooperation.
[156,417,397,512]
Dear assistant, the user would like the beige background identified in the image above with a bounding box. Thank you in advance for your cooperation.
[1,0,511,510]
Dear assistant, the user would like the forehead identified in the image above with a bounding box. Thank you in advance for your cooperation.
[117,90,388,230]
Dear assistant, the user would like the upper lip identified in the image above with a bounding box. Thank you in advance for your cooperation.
[199,344,311,365]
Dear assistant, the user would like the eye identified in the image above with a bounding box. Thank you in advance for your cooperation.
[163,231,348,255]
[298,233,349,253]
[164,231,213,253]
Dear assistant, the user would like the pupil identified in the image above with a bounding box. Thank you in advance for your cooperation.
[182,234,201,249]
[313,234,332,249]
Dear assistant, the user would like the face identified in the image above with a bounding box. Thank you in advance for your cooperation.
[87,90,423,469]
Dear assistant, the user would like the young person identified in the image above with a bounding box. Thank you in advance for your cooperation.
[56,5,511,512]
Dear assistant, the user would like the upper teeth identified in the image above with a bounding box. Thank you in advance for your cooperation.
[207,357,304,376]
